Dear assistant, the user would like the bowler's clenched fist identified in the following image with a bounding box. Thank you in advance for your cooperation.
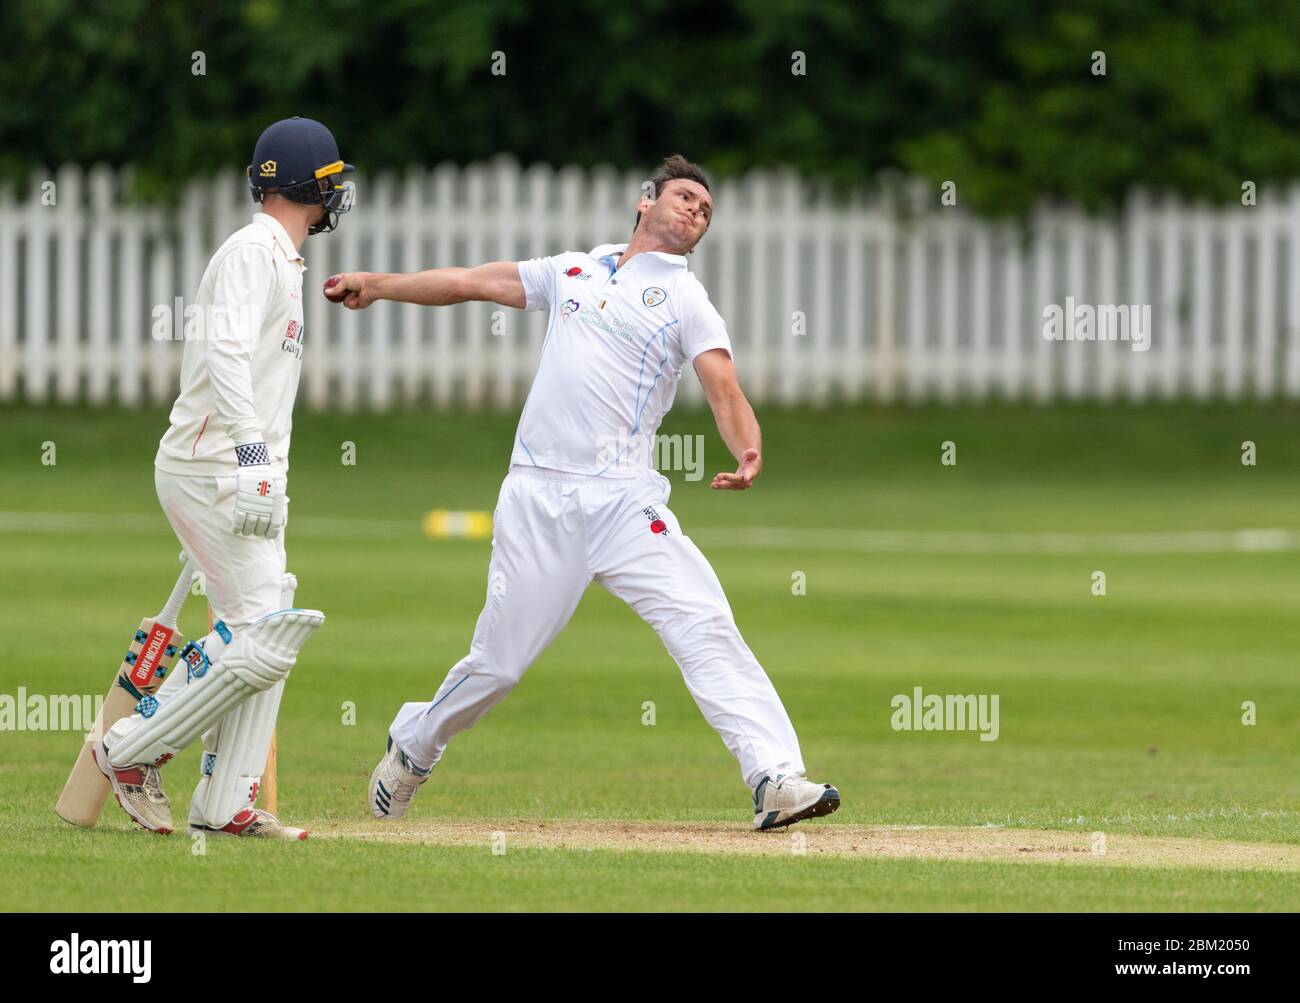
[323,273,376,310]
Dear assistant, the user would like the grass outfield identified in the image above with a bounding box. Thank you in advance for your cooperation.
[1,402,1298,911]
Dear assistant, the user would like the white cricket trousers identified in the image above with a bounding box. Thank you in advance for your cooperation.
[390,465,805,790]
[154,468,287,627]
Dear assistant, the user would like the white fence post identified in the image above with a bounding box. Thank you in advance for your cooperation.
[747,172,771,404]
[1062,208,1087,400]
[0,181,17,399]
[937,213,959,403]
[24,166,51,402]
[1286,185,1300,396]
[843,190,867,402]
[1095,214,1119,400]
[1223,211,1245,399]
[1000,225,1025,399]
[1124,191,1149,401]
[55,165,81,403]
[1030,208,1053,403]
[871,195,897,403]
[1191,206,1213,400]
[367,172,395,411]
[904,193,927,403]
[810,186,834,407]
[1254,194,1277,397]
[492,158,519,410]
[778,171,800,407]
[969,223,990,401]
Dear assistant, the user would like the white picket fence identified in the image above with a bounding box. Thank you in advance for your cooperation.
[2,160,1298,409]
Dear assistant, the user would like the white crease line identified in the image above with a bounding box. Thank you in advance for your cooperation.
[699,527,1300,554]
[0,511,1296,553]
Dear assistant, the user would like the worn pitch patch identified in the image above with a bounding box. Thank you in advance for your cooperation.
[312,819,1300,871]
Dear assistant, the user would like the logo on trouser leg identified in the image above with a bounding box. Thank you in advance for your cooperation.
[642,506,670,536]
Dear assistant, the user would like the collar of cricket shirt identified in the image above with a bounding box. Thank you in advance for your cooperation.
[252,212,306,266]
[590,242,687,273]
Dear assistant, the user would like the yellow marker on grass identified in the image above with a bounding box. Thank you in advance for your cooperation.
[422,509,493,540]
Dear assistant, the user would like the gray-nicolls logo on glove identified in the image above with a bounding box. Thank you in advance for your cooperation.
[233,440,287,538]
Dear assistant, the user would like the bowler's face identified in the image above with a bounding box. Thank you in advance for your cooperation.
[644,179,713,250]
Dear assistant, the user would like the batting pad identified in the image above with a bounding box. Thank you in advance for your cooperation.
[190,679,286,827]
[189,573,300,826]
[105,608,324,768]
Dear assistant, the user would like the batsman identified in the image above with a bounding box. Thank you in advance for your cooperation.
[91,118,353,838]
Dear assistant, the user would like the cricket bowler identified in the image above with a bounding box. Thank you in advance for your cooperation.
[326,154,840,831]
[92,118,354,838]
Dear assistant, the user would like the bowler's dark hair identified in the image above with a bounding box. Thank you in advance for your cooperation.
[633,154,711,232]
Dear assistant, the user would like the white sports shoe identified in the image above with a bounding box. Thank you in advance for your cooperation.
[190,807,308,841]
[368,736,431,820]
[752,772,840,830]
[92,737,174,835]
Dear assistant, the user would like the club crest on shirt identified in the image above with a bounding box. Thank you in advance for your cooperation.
[642,287,667,307]
[560,298,581,320]
[281,319,305,358]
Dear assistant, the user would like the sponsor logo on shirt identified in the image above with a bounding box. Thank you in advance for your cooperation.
[282,319,306,358]
[563,267,592,280]
[578,309,640,345]
[642,286,667,307]
[642,506,670,536]
[560,298,581,319]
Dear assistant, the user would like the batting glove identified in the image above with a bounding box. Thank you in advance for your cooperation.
[232,442,287,538]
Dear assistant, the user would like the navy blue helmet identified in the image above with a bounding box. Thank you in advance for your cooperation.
[248,117,355,234]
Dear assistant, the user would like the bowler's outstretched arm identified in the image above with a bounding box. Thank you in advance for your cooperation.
[323,261,526,310]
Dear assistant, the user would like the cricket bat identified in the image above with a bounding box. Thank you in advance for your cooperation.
[55,558,196,827]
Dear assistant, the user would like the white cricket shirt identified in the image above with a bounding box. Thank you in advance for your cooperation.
[155,213,307,476]
[514,242,732,477]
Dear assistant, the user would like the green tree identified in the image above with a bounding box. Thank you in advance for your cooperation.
[2,0,1298,213]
